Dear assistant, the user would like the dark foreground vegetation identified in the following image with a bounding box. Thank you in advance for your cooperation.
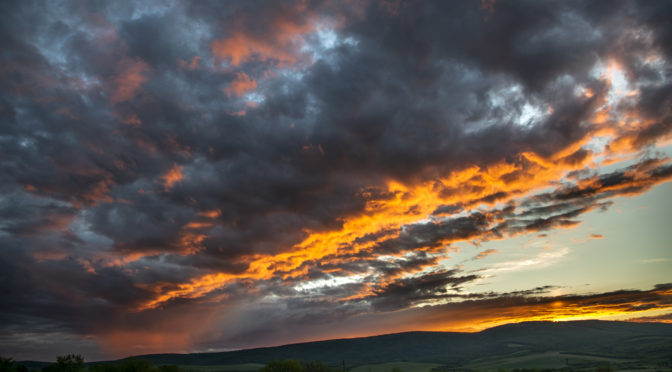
[0,356,629,372]
[1,354,670,372]
[1,355,180,372]
[1,357,342,372]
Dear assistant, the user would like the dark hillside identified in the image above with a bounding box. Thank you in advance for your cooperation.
[16,320,672,370]
[107,320,672,367]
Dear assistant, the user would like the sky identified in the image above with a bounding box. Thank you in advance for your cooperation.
[1,0,672,362]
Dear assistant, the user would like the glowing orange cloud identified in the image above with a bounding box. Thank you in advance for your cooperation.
[426,286,672,333]
[137,145,672,310]
[134,55,672,311]
[305,286,672,340]
[136,153,593,309]
[161,164,184,189]
[198,209,221,218]
[628,312,672,324]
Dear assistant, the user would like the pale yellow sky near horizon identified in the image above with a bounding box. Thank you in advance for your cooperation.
[451,175,672,298]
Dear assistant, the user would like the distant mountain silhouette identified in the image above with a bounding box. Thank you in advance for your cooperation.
[19,320,672,369]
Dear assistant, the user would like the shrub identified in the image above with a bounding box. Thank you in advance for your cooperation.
[261,360,304,372]
[0,358,15,372]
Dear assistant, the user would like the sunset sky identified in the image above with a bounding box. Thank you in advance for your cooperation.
[1,0,672,362]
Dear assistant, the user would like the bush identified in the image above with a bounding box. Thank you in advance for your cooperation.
[0,358,15,372]
[260,360,305,372]
[88,359,179,372]
[43,355,85,372]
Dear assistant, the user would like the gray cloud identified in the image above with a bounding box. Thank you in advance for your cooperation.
[1,0,671,361]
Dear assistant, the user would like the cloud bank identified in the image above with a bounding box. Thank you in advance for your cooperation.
[1,0,671,360]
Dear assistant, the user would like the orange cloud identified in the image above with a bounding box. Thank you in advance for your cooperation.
[198,209,221,218]
[628,311,672,324]
[312,285,672,339]
[222,72,258,97]
[474,249,498,260]
[111,58,151,103]
[425,285,672,333]
[139,272,238,310]
[133,59,672,310]
[135,159,571,309]
[138,146,672,310]
[61,171,115,208]
[161,164,184,189]
[211,12,313,67]
[137,145,672,311]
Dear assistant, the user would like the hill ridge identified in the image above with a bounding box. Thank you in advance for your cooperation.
[18,320,672,369]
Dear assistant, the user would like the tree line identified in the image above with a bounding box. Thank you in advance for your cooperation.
[0,356,345,372]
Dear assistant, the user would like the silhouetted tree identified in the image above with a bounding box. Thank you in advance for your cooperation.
[87,359,182,372]
[57,354,84,372]
[43,355,84,372]
[0,357,15,372]
[261,360,304,372]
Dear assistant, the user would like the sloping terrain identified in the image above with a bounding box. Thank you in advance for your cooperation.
[121,321,672,368]
[20,320,672,370]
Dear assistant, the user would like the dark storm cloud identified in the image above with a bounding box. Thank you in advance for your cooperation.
[365,269,480,311]
[84,194,196,253]
[0,191,76,236]
[486,158,672,236]
[431,204,463,216]
[120,13,204,69]
[532,158,672,203]
[1,0,672,360]
[0,244,148,333]
[372,213,491,255]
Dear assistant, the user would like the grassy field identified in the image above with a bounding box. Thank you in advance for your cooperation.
[350,362,441,372]
[466,351,631,370]
[179,364,265,372]
[178,362,442,372]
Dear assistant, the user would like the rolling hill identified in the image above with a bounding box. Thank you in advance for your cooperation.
[20,320,672,370]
